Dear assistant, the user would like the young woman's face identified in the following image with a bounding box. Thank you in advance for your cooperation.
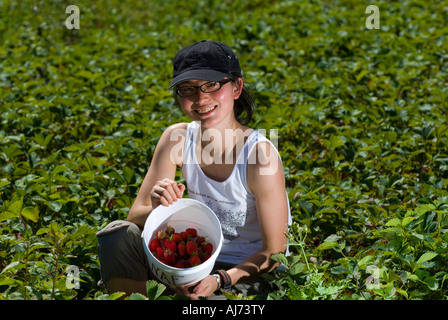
[178,78,242,129]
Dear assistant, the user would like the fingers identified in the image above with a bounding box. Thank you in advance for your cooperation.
[190,275,217,299]
[171,276,216,300]
[151,179,185,208]
[170,285,190,297]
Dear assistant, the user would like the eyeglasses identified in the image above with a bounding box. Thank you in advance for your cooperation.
[176,79,233,97]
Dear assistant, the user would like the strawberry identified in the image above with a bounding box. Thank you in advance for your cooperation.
[200,242,213,254]
[186,240,198,255]
[177,242,186,258]
[156,247,165,259]
[180,231,190,241]
[196,236,206,246]
[189,254,202,267]
[149,238,161,253]
[163,249,176,266]
[186,228,197,238]
[201,252,211,262]
[171,233,184,243]
[156,229,167,240]
[163,238,177,253]
[175,261,185,268]
[166,225,175,235]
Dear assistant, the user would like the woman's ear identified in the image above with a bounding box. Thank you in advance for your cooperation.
[233,77,243,100]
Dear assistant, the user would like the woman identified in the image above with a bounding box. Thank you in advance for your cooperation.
[97,40,291,299]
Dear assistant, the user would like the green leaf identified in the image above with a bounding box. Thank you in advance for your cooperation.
[122,166,135,184]
[271,253,289,266]
[321,135,344,150]
[146,280,166,300]
[423,277,438,290]
[318,241,339,250]
[401,216,414,226]
[7,198,23,215]
[128,293,148,300]
[386,218,401,227]
[0,210,18,223]
[49,201,63,212]
[0,276,16,286]
[21,206,39,222]
[108,292,126,300]
[357,255,373,268]
[416,252,438,265]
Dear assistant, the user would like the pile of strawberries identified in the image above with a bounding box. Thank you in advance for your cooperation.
[148,225,214,268]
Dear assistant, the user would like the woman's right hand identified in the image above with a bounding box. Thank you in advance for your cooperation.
[150,178,185,209]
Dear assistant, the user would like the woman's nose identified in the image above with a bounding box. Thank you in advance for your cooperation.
[193,89,211,104]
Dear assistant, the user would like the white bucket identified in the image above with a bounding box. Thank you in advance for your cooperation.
[141,198,223,287]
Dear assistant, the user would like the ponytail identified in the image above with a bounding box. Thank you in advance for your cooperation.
[231,73,256,125]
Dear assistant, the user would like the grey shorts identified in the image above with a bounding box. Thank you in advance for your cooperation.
[96,220,278,299]
[97,220,150,285]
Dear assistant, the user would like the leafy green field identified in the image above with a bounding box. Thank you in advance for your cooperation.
[0,0,447,300]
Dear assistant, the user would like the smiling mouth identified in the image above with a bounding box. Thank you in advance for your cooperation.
[196,105,217,114]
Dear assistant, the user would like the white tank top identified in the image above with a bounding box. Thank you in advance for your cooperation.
[182,121,291,264]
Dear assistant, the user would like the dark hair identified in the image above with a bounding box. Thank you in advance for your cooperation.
[231,73,256,125]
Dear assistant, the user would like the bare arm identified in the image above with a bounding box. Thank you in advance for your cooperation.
[127,123,187,228]
[227,141,289,283]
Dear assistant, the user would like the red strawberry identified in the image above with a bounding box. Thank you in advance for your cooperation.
[186,228,197,238]
[166,225,175,235]
[163,249,176,266]
[196,236,206,245]
[163,239,177,253]
[189,254,202,267]
[177,242,186,258]
[180,231,190,241]
[175,261,185,268]
[156,229,167,240]
[201,252,211,262]
[171,233,184,243]
[201,242,213,254]
[156,247,165,259]
[149,238,161,253]
[186,240,198,255]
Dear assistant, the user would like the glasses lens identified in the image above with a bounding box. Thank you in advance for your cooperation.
[201,81,221,93]
[178,87,196,96]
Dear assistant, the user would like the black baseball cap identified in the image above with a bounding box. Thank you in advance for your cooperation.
[168,40,241,89]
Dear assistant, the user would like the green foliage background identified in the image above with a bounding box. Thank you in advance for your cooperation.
[0,0,447,299]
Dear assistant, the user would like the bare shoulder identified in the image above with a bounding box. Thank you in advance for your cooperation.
[157,122,189,167]
[161,122,188,137]
[247,141,285,194]
[158,122,188,145]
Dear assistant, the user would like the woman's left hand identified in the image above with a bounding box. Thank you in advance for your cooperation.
[172,275,219,300]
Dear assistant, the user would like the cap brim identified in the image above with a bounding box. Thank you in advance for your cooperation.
[168,69,229,89]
